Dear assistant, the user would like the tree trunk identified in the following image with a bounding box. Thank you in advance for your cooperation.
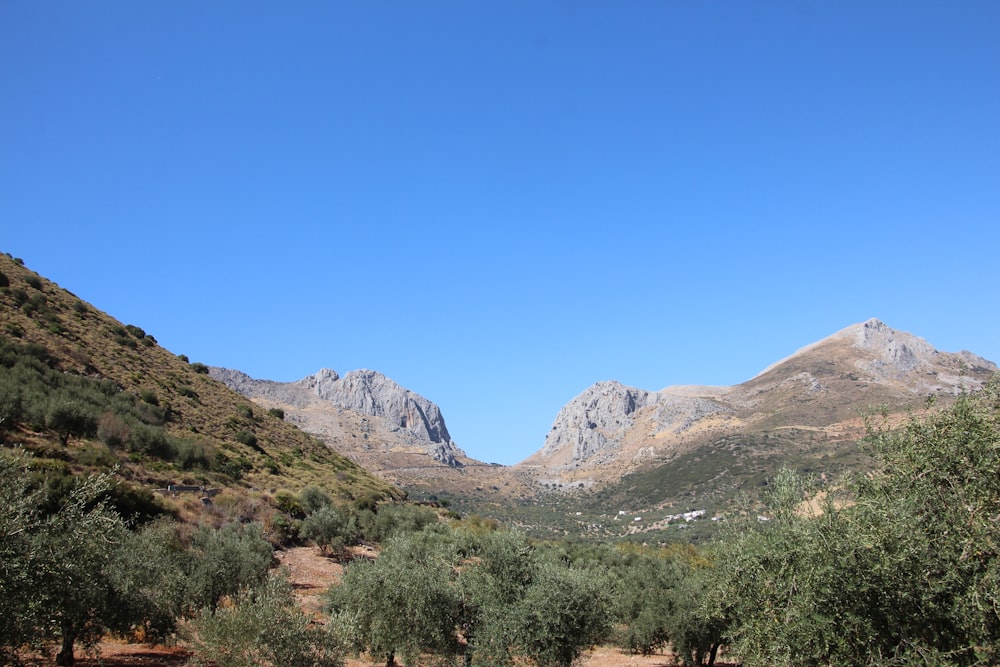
[385,651,395,667]
[707,641,720,667]
[55,624,75,666]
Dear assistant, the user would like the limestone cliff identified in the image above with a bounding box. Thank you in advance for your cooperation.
[210,366,465,467]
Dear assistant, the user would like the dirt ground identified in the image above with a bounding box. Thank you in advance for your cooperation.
[33,547,737,667]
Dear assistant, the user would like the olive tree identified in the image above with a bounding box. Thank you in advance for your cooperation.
[189,573,343,667]
[329,532,461,667]
[720,377,1000,666]
[0,448,136,665]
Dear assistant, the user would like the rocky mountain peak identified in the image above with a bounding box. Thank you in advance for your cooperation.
[535,381,653,467]
[210,366,464,467]
[526,320,997,478]
[314,369,455,447]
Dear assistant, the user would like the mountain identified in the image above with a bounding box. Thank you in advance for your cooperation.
[0,253,399,518]
[210,366,470,471]
[519,319,996,489]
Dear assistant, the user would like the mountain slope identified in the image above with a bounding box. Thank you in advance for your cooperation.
[519,319,996,486]
[0,253,399,511]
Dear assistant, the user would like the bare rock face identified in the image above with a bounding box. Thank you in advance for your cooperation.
[210,366,465,467]
[306,368,454,446]
[539,381,653,466]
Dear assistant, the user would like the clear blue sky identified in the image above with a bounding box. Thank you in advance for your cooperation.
[2,2,998,465]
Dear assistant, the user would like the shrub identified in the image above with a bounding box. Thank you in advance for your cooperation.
[300,505,360,556]
[97,411,131,449]
[140,389,159,406]
[24,275,42,290]
[176,385,198,399]
[300,486,332,514]
[267,407,285,420]
[236,404,254,419]
[124,324,146,339]
[235,429,258,449]
[274,491,304,519]
[174,438,213,470]
[190,362,210,374]
[0,271,8,288]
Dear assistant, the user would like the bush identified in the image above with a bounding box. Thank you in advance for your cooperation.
[124,324,146,339]
[300,486,332,514]
[97,412,131,449]
[190,362,210,374]
[176,385,198,400]
[173,438,213,470]
[267,407,285,420]
[235,429,258,449]
[185,522,274,612]
[236,404,254,419]
[300,505,359,556]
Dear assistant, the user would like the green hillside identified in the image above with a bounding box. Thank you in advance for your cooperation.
[0,252,400,526]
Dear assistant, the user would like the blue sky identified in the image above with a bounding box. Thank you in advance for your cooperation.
[2,2,998,465]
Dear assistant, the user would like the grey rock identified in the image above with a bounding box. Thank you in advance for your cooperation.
[210,366,465,467]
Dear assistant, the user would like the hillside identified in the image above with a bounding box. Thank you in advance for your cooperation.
[0,253,399,522]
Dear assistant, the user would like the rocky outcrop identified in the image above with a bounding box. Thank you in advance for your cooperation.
[539,382,653,466]
[305,368,455,446]
[210,366,465,467]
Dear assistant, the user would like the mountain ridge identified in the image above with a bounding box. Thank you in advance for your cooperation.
[520,318,996,482]
[210,365,470,472]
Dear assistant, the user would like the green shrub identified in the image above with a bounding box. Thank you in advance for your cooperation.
[124,324,145,339]
[140,389,159,406]
[190,362,210,374]
[267,407,285,420]
[299,486,332,514]
[174,438,213,470]
[274,491,304,518]
[212,455,249,481]
[235,429,258,449]
[176,385,198,399]
[177,354,189,363]
[236,404,254,419]
[24,275,42,290]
